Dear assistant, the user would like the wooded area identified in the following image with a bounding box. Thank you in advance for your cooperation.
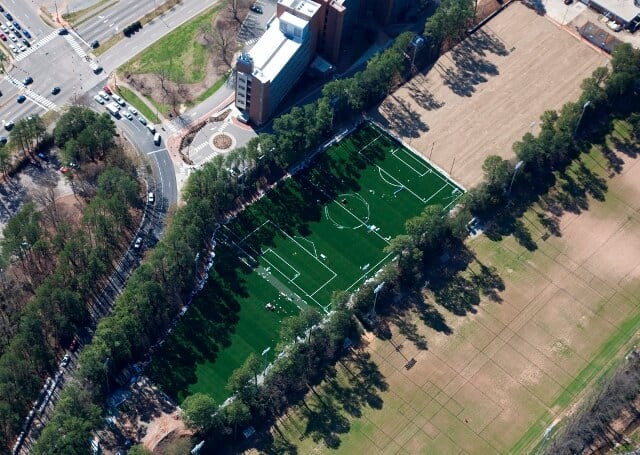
[0,108,142,451]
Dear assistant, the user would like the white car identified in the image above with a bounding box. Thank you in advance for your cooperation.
[112,94,125,106]
[93,94,105,105]
[98,90,110,101]
[128,106,138,116]
[9,44,17,53]
[0,25,7,32]
[123,110,133,120]
[607,20,622,32]
[6,21,13,30]
[18,44,25,52]
[147,192,154,204]
[133,237,142,249]
[9,33,16,42]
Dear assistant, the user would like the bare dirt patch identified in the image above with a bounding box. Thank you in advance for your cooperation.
[371,2,607,189]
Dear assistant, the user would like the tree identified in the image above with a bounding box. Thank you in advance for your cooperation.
[211,20,237,69]
[181,393,217,432]
[481,155,514,193]
[223,400,251,440]
[424,0,474,48]
[127,445,152,455]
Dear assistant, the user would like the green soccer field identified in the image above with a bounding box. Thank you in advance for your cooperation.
[148,122,464,402]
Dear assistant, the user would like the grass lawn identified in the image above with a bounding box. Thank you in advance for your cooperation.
[147,123,464,403]
[116,86,159,124]
[119,5,220,84]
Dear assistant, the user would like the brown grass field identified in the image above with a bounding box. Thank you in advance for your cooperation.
[372,2,607,189]
[251,4,640,455]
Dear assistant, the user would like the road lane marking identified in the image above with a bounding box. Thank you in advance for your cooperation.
[147,149,167,155]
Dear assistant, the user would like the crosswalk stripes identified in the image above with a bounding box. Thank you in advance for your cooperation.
[5,75,57,111]
[14,31,59,62]
[165,121,179,133]
[190,142,208,154]
[63,34,87,59]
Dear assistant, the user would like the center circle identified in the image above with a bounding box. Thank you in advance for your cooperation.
[324,193,370,230]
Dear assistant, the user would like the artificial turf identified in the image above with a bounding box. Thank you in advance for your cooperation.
[148,123,464,403]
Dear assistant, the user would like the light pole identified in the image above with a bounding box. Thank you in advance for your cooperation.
[261,346,271,371]
[370,281,385,318]
[507,160,525,196]
[574,100,591,137]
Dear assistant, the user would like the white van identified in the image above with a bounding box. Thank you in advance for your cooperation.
[147,124,156,134]
[153,133,161,145]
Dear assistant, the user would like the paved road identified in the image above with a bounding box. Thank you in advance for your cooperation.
[86,80,177,210]
[75,0,161,46]
[94,0,214,71]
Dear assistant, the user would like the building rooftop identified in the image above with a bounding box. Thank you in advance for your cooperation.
[278,0,321,18]
[591,0,640,22]
[248,13,308,83]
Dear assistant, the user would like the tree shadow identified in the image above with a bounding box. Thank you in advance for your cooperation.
[574,161,607,202]
[600,144,625,175]
[610,134,639,158]
[521,0,547,15]
[406,78,445,111]
[537,211,562,237]
[437,30,504,97]
[469,262,505,302]
[256,350,387,452]
[377,95,429,138]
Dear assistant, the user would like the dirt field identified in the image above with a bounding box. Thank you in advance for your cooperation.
[261,6,640,455]
[372,2,607,189]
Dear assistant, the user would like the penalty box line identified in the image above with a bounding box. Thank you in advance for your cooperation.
[391,148,430,177]
[246,220,338,308]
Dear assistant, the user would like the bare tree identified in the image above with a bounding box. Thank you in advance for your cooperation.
[226,0,250,24]
[212,20,238,69]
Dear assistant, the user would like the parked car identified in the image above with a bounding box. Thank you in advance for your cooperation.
[133,237,142,249]
[51,86,60,95]
[250,4,263,13]
[22,29,30,39]
[0,136,6,145]
[98,90,110,101]
[4,12,12,20]
[93,94,105,105]
[4,120,14,130]
[23,76,32,85]
[148,192,154,204]
[128,106,138,116]
[0,33,6,41]
[112,94,125,106]
[12,21,19,29]
[61,355,70,367]
[123,110,133,120]
[37,152,48,161]
[137,115,147,125]
[103,86,112,95]
[608,20,622,31]
[22,39,29,47]
[16,95,25,103]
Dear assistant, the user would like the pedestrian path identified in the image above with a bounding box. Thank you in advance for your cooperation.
[63,34,87,60]
[5,75,57,111]
[14,31,58,62]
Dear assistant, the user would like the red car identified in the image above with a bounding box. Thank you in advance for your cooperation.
[103,86,112,95]
[0,33,6,41]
